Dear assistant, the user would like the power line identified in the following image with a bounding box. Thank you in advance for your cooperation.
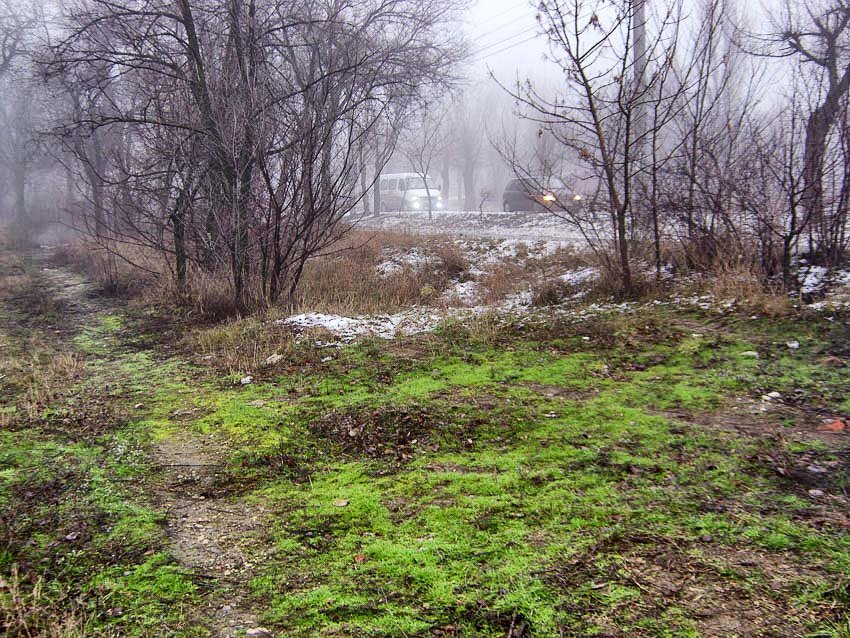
[476,25,537,51]
[474,1,531,29]
[473,12,535,44]
[475,25,539,55]
[471,33,541,64]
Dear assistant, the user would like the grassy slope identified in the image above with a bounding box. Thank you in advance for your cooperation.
[2,250,849,637]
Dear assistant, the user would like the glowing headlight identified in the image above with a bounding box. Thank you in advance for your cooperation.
[542,193,556,202]
[572,194,583,201]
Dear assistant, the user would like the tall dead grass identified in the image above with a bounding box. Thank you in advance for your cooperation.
[685,262,794,316]
[51,231,469,318]
[189,314,298,373]
[0,567,93,638]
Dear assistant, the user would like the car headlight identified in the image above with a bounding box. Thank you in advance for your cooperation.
[542,193,556,202]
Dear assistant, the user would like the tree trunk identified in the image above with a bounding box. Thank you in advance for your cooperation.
[13,165,28,246]
[802,66,850,265]
[463,164,476,211]
[373,151,382,216]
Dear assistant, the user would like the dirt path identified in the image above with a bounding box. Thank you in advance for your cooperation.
[36,257,272,637]
[151,431,269,638]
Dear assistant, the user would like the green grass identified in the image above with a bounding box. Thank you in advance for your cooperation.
[3,258,849,637]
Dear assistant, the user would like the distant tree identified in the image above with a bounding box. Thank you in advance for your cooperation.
[401,105,450,220]
[501,0,684,295]
[0,0,44,244]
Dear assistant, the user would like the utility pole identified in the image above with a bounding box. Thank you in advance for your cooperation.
[633,0,648,161]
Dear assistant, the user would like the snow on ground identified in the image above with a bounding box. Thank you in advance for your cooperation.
[441,280,480,306]
[355,209,585,253]
[800,265,829,294]
[275,212,850,346]
[375,247,438,278]
[278,310,445,343]
[559,267,598,285]
[280,288,850,346]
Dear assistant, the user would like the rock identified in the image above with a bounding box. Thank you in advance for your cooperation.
[246,629,274,638]
[246,400,266,408]
[699,534,713,543]
[264,353,283,366]
[332,499,349,507]
[808,489,825,497]
[807,464,827,474]
[739,351,759,358]
[762,391,782,401]
[786,340,800,350]
[819,355,846,367]
[321,356,333,363]
[240,376,253,385]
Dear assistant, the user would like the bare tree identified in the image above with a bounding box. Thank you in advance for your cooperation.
[501,0,684,295]
[46,0,466,309]
[773,0,850,265]
[401,105,450,220]
[0,0,44,244]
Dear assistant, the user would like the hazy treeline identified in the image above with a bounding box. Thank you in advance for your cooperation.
[498,0,850,293]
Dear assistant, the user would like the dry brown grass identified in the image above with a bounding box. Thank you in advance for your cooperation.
[687,262,795,316]
[0,567,94,638]
[0,337,86,427]
[478,261,528,304]
[51,242,163,299]
[291,231,467,314]
[49,231,467,317]
[188,313,299,373]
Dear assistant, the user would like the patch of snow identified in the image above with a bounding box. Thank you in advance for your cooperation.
[801,265,828,294]
[375,248,438,278]
[442,280,480,306]
[356,210,585,249]
[559,267,598,286]
[501,289,533,311]
[278,309,444,343]
[375,260,403,277]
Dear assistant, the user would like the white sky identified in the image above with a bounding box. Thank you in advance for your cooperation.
[463,0,556,83]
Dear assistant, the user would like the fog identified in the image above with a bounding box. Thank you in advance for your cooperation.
[1,0,848,299]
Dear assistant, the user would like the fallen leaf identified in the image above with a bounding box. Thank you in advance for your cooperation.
[819,419,845,433]
[354,553,366,563]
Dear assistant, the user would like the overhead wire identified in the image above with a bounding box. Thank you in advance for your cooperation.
[466,2,542,65]
[470,33,542,64]
[473,1,531,29]
[474,24,540,56]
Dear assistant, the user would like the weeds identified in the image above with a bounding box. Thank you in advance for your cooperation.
[0,567,94,638]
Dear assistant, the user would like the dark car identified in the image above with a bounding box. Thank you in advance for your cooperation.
[502,176,583,213]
